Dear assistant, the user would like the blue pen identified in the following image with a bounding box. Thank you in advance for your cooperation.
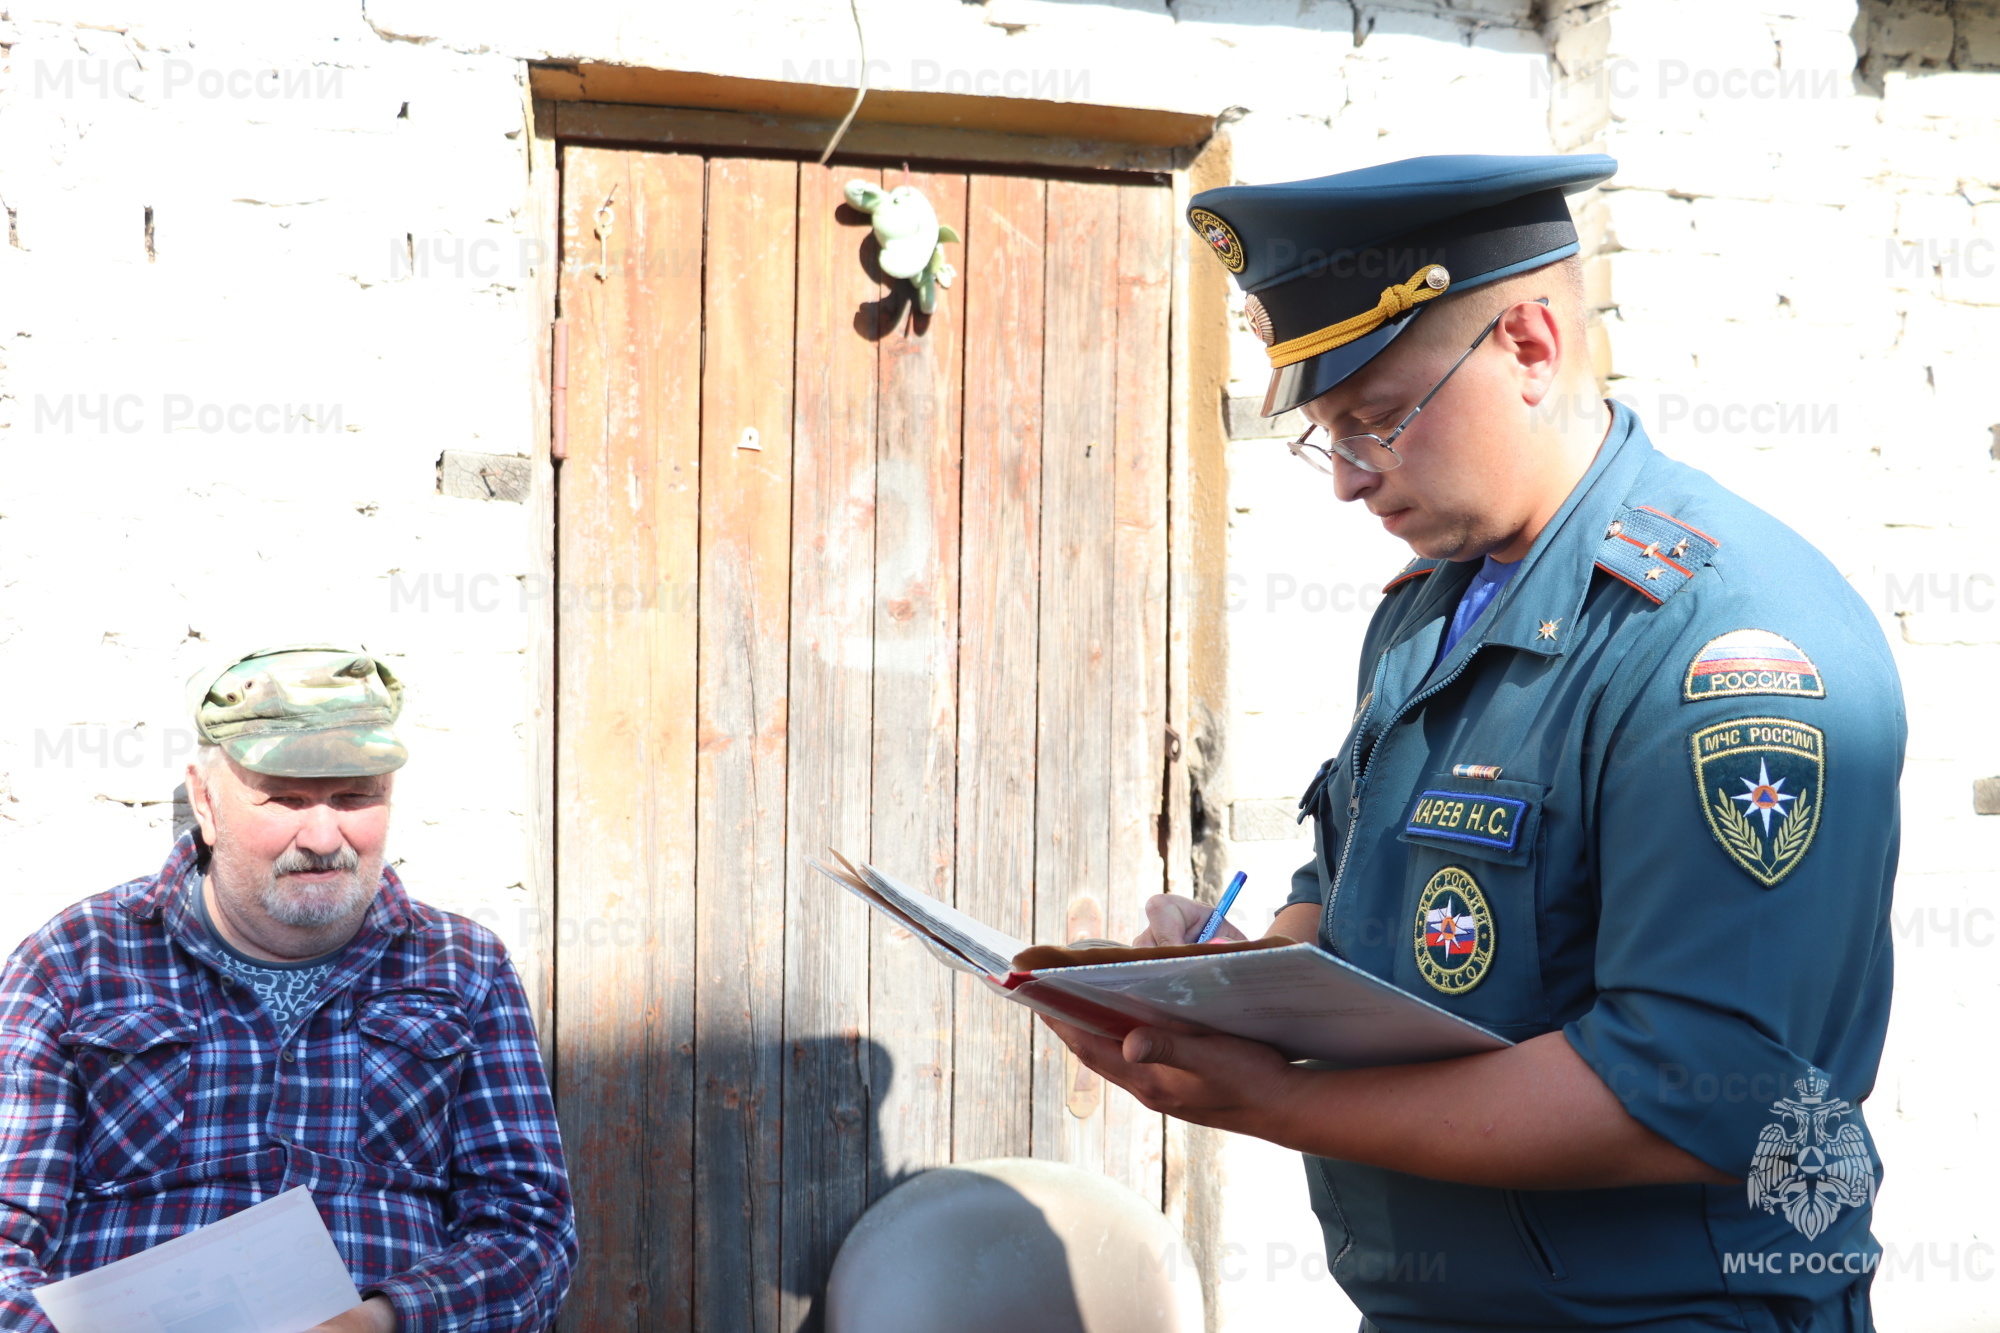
[1194,871,1248,944]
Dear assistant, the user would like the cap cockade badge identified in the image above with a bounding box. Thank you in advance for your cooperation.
[1244,293,1274,345]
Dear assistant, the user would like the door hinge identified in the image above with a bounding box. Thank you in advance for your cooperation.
[550,317,569,462]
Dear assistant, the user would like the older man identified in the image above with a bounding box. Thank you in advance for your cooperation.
[0,647,575,1332]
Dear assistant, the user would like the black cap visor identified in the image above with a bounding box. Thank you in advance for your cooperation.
[1261,305,1428,418]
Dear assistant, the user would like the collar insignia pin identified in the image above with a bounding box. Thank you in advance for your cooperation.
[1537,619,1560,640]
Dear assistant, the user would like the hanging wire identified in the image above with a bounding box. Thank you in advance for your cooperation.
[817,0,869,165]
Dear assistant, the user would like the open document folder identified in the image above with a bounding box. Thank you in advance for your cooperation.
[810,854,1510,1068]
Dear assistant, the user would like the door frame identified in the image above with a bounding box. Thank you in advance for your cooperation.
[517,63,1236,1319]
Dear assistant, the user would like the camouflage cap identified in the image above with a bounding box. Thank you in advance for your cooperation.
[187,645,408,778]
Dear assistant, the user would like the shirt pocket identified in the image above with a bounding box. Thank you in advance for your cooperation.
[1291,757,1346,919]
[60,1003,200,1184]
[1298,755,1341,822]
[1394,774,1552,1034]
[353,990,475,1175]
[1397,776,1545,866]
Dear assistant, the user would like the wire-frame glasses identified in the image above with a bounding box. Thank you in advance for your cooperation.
[1287,297,1550,475]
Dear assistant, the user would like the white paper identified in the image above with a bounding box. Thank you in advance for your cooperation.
[34,1187,362,1333]
[850,862,1030,977]
[809,855,1028,977]
[814,852,1510,1069]
[1021,943,1513,1067]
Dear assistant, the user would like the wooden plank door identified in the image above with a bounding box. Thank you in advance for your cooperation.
[555,145,1175,1333]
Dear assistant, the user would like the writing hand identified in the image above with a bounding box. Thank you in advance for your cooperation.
[1135,892,1248,946]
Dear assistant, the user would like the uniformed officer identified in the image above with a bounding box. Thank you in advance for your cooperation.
[1042,155,1902,1331]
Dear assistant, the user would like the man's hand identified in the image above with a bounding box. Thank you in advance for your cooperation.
[1134,893,1248,946]
[307,1296,396,1333]
[1043,1015,1299,1132]
[1040,1017,1737,1191]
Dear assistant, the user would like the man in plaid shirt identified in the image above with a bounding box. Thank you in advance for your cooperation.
[0,647,576,1332]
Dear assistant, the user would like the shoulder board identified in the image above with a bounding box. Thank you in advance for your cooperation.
[1595,504,1720,605]
[1382,558,1443,594]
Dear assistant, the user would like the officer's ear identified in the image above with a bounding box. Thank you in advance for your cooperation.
[1497,299,1564,404]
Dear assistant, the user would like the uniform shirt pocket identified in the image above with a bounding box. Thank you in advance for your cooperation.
[1503,1189,1569,1281]
[1394,774,1553,1034]
[1397,775,1546,867]
[59,1003,200,1184]
[1298,755,1341,823]
[353,990,475,1175]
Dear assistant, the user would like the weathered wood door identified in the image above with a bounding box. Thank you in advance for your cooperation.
[554,144,1178,1331]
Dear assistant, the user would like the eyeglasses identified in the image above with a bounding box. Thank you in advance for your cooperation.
[1287,297,1549,475]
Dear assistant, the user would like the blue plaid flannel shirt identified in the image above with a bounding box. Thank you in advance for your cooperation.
[0,833,576,1331]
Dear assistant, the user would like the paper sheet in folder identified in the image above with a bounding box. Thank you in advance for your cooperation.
[809,854,1509,1068]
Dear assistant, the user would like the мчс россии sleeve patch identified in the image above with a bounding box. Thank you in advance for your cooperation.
[1690,717,1824,887]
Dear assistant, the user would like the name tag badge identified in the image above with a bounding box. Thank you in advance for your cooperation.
[1399,775,1544,865]
[1406,790,1526,850]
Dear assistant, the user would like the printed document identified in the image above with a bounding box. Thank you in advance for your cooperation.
[811,853,1509,1066]
[33,1187,361,1333]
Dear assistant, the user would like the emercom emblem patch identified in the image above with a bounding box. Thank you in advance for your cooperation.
[1186,207,1246,273]
[1413,866,1495,995]
[1684,629,1825,701]
[1691,718,1825,887]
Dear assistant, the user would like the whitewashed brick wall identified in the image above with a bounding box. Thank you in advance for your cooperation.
[0,4,539,966]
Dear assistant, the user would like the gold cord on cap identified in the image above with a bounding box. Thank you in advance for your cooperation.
[1265,264,1451,369]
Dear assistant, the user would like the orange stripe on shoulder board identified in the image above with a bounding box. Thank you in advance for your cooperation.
[1612,531,1693,577]
[1596,504,1721,605]
[1383,562,1439,593]
[1636,505,1721,547]
[1595,559,1671,605]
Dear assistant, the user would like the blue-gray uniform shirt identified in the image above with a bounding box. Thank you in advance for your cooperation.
[1290,403,1900,1332]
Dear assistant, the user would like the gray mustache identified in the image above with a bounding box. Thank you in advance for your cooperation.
[273,845,361,876]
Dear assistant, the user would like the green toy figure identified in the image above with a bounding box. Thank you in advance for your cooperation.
[844,180,960,313]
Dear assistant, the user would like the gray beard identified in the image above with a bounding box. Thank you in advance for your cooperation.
[263,843,374,927]
[262,869,373,928]
[213,838,381,932]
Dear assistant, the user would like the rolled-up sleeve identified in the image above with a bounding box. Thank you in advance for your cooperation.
[1563,643,1900,1176]
[365,957,576,1332]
